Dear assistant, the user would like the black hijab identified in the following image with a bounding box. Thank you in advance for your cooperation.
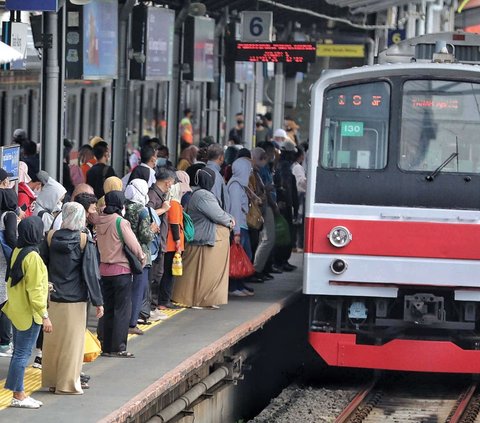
[0,188,18,212]
[7,216,44,287]
[104,191,125,215]
[194,167,216,191]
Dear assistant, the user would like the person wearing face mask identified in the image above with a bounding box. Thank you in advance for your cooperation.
[156,145,172,169]
[124,145,156,188]
[34,174,67,233]
[91,191,145,358]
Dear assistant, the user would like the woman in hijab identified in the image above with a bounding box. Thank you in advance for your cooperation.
[177,145,199,171]
[175,170,192,208]
[2,216,51,409]
[0,168,20,358]
[158,183,184,311]
[222,146,239,183]
[124,179,159,334]
[96,176,123,211]
[34,176,67,232]
[172,168,234,309]
[92,191,145,358]
[42,203,103,395]
[227,157,255,297]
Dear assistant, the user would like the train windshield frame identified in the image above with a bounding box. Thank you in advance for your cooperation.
[320,81,390,171]
[400,79,480,174]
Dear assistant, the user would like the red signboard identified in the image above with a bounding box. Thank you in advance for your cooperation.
[232,41,316,63]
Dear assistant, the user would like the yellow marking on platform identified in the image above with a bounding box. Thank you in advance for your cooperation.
[0,306,186,411]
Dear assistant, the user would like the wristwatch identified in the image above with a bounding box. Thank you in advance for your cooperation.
[42,312,49,320]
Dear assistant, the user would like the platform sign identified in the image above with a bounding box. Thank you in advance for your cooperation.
[231,42,316,63]
[6,0,61,11]
[183,16,215,82]
[83,0,118,79]
[241,11,273,42]
[1,22,28,71]
[316,44,365,58]
[145,8,174,80]
[0,146,20,180]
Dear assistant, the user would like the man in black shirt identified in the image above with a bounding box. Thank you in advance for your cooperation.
[86,141,116,198]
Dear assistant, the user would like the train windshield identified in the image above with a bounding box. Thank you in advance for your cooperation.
[400,80,480,173]
[321,82,390,170]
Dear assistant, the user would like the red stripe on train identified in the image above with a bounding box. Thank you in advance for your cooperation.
[309,332,480,373]
[304,217,480,260]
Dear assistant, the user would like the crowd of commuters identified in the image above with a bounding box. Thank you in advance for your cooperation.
[0,115,307,408]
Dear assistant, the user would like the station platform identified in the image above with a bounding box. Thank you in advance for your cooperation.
[0,254,303,422]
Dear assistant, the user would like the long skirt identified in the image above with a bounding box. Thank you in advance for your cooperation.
[172,225,230,307]
[42,301,86,394]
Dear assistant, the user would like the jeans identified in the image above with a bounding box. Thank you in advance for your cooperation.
[158,252,175,306]
[130,268,148,327]
[254,206,276,273]
[101,274,132,353]
[5,322,41,392]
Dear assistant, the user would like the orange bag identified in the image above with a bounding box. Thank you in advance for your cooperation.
[229,243,255,279]
[84,329,101,363]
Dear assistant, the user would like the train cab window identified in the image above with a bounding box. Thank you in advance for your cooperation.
[321,82,390,170]
[400,80,480,173]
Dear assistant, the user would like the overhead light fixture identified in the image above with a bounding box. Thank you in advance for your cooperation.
[188,2,206,17]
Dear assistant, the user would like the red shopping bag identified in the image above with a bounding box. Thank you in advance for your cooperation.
[229,243,255,279]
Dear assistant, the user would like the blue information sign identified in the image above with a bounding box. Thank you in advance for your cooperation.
[1,146,20,180]
[6,0,60,12]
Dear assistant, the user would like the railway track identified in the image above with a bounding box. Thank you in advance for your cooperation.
[335,378,480,423]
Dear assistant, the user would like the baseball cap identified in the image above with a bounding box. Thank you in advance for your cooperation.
[281,140,297,152]
[273,128,287,139]
[0,168,13,181]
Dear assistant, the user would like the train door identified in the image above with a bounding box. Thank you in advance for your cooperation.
[5,89,29,143]
[101,84,113,143]
[65,88,81,146]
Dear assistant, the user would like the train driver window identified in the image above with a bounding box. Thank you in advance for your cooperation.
[400,80,480,173]
[321,82,390,170]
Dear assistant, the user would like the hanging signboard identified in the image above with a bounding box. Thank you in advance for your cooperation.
[1,22,28,70]
[183,16,215,82]
[0,146,20,181]
[316,44,365,58]
[241,11,273,42]
[6,0,61,12]
[83,0,118,79]
[130,6,175,81]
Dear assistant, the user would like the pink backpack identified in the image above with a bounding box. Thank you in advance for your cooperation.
[69,164,85,186]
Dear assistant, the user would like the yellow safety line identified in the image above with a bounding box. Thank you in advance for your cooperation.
[0,307,186,411]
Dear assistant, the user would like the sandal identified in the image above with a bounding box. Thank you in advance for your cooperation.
[100,352,111,357]
[49,387,56,393]
[81,381,90,389]
[111,351,135,358]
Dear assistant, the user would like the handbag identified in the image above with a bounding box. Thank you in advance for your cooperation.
[229,243,255,279]
[182,211,195,243]
[245,186,264,230]
[84,329,101,363]
[115,217,143,275]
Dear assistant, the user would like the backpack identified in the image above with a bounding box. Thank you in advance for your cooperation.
[69,164,85,186]
[47,230,87,250]
[139,206,161,261]
[0,211,15,261]
[182,210,194,243]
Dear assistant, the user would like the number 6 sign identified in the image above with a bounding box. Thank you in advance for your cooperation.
[241,11,273,42]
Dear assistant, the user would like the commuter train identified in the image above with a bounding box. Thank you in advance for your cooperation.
[304,32,480,373]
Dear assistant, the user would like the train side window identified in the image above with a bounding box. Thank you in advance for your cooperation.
[321,82,390,170]
[400,80,480,173]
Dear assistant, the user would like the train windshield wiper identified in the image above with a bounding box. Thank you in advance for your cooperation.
[425,152,458,181]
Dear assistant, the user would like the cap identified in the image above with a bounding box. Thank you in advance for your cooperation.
[36,170,50,185]
[273,128,287,139]
[0,168,13,181]
[18,161,31,184]
[282,140,297,152]
[13,128,27,141]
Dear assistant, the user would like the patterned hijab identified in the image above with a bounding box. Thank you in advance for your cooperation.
[61,202,86,231]
[124,178,149,206]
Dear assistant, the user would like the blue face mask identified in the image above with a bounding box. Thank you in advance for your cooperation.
[156,157,167,167]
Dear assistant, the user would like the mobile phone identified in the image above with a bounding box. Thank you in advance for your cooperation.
[20,204,27,211]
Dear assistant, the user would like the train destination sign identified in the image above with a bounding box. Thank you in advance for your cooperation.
[232,41,316,63]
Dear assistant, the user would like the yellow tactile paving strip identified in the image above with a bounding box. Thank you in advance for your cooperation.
[0,306,185,410]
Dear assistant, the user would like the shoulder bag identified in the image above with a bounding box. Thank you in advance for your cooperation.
[115,217,143,274]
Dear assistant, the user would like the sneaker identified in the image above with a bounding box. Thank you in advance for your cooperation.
[128,326,144,335]
[241,289,255,296]
[10,396,41,409]
[32,356,42,369]
[31,397,43,406]
[229,290,248,297]
[149,310,168,321]
[0,343,13,357]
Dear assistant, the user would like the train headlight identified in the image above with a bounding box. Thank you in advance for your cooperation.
[327,226,352,248]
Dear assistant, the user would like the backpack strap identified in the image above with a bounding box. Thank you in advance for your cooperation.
[115,217,125,244]
[47,230,88,251]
